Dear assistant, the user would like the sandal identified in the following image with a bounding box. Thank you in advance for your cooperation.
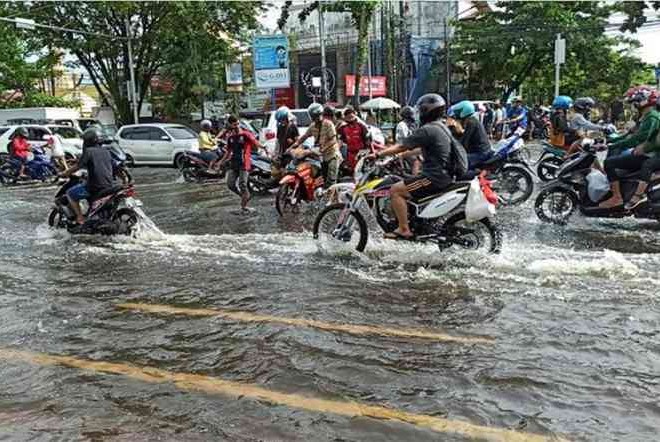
[384,231,414,241]
[625,193,648,211]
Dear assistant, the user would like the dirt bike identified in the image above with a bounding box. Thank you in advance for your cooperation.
[313,157,502,253]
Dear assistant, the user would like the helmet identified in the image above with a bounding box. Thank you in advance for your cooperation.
[323,105,335,118]
[415,93,446,122]
[82,127,102,148]
[625,86,658,109]
[307,102,323,118]
[573,97,595,113]
[449,100,476,119]
[15,127,28,138]
[200,119,212,130]
[275,106,290,122]
[400,105,415,120]
[552,95,573,110]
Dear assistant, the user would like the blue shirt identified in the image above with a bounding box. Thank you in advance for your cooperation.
[508,106,528,129]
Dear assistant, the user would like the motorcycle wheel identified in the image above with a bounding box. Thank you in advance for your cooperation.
[536,157,564,182]
[441,212,502,254]
[116,167,133,185]
[534,187,578,225]
[112,208,139,235]
[0,164,16,185]
[48,208,67,228]
[248,177,269,196]
[495,166,534,206]
[374,195,398,232]
[312,203,369,252]
[275,183,299,216]
[181,167,198,183]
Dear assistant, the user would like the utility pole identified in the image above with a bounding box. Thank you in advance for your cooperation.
[444,17,451,104]
[554,33,565,97]
[318,3,328,103]
[126,18,139,124]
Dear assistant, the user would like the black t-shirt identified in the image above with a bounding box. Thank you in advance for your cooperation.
[276,123,299,156]
[79,145,115,196]
[460,116,491,154]
[401,121,453,187]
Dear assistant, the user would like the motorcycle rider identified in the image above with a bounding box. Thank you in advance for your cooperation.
[288,102,342,189]
[9,127,30,178]
[505,97,528,136]
[198,119,221,166]
[274,106,299,175]
[338,106,371,171]
[371,93,456,240]
[59,127,116,226]
[548,95,575,148]
[600,87,660,209]
[570,97,608,133]
[218,115,265,214]
[447,100,492,169]
[395,106,421,174]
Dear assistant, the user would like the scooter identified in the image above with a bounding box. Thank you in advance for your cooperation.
[248,152,278,195]
[535,138,660,224]
[0,146,59,186]
[275,149,325,216]
[179,143,228,183]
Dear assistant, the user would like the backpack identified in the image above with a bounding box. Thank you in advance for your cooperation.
[430,121,468,179]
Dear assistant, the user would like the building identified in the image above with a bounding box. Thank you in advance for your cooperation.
[281,0,459,108]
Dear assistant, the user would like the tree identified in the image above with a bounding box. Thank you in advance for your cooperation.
[279,0,381,106]
[453,1,651,104]
[13,1,263,124]
[618,1,660,32]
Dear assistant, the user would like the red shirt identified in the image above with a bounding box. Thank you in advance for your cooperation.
[11,137,30,159]
[226,129,258,171]
[339,120,369,152]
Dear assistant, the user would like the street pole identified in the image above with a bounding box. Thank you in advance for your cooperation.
[554,33,565,97]
[318,3,328,103]
[367,30,373,100]
[444,17,451,104]
[126,18,139,124]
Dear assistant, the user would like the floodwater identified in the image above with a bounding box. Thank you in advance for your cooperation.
[1,166,659,441]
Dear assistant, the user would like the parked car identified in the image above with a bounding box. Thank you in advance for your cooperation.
[260,109,312,155]
[0,125,82,161]
[115,123,199,167]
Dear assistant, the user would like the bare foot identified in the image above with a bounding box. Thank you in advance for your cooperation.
[598,197,623,209]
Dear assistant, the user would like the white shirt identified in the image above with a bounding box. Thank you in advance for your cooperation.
[51,134,64,158]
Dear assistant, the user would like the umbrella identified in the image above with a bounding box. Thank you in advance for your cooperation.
[359,97,401,111]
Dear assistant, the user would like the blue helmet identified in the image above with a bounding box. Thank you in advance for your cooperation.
[275,106,290,122]
[552,95,573,110]
[449,100,476,119]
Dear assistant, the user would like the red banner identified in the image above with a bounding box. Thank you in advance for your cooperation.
[345,75,387,97]
[275,87,295,108]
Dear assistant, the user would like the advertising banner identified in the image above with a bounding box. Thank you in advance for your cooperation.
[253,35,290,89]
[345,75,387,97]
[226,63,243,86]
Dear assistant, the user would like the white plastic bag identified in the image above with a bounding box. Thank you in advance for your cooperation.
[465,177,495,222]
[586,169,609,203]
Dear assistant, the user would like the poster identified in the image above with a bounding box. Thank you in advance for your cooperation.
[345,75,387,97]
[225,63,243,86]
[253,35,290,89]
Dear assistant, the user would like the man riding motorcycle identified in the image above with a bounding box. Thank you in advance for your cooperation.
[447,100,492,169]
[198,119,221,166]
[9,127,30,178]
[505,96,528,137]
[273,106,299,175]
[395,106,421,174]
[338,106,371,172]
[548,95,575,148]
[600,86,660,209]
[288,102,342,189]
[59,127,117,225]
[371,93,458,240]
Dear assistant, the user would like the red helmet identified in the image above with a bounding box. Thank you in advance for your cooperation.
[624,86,658,109]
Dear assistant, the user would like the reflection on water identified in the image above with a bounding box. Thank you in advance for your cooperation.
[1,168,659,441]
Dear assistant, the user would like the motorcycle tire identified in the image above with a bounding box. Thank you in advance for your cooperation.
[112,208,139,235]
[534,186,578,225]
[275,183,298,216]
[0,164,16,186]
[116,167,133,185]
[441,212,502,254]
[248,177,269,196]
[48,208,67,229]
[181,167,198,183]
[312,203,369,252]
[536,156,564,182]
[495,165,534,206]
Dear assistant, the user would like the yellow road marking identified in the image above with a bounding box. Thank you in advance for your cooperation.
[116,302,494,345]
[0,349,566,442]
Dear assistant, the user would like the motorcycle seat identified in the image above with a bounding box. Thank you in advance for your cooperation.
[415,181,471,204]
[91,184,125,201]
[618,170,641,180]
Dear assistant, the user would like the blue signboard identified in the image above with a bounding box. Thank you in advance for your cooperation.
[253,35,290,89]
[655,67,660,82]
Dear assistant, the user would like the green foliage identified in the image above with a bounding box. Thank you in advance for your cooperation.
[453,1,652,105]
[10,1,263,123]
[617,1,660,32]
[2,92,81,109]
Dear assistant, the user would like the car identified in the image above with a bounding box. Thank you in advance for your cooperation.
[115,123,199,167]
[46,125,83,152]
[260,108,312,155]
[0,125,82,162]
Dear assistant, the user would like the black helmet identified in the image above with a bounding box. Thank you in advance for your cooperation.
[573,97,595,113]
[15,127,28,138]
[416,93,446,122]
[82,127,103,148]
[307,102,323,118]
[400,106,415,120]
[323,105,335,118]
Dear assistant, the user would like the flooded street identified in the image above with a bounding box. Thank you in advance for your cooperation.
[1,167,659,441]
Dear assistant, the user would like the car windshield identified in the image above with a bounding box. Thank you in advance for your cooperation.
[49,127,81,138]
[165,126,197,139]
[0,128,9,137]
[291,111,311,127]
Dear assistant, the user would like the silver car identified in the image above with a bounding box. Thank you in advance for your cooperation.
[116,124,200,167]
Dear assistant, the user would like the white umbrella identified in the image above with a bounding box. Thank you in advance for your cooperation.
[359,97,401,111]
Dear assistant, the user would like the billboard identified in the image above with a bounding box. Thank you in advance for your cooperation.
[345,75,387,97]
[225,63,243,86]
[253,35,290,89]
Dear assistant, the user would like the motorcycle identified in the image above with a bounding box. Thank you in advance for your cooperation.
[179,143,228,183]
[48,175,143,235]
[0,146,59,186]
[535,138,660,224]
[478,127,535,206]
[529,107,551,140]
[313,157,502,253]
[102,139,133,185]
[248,152,278,195]
[275,149,325,216]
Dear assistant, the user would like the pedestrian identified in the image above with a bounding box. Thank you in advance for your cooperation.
[493,103,504,139]
[218,115,265,214]
[611,98,624,126]
[483,103,494,137]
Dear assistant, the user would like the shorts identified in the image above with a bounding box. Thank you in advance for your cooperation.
[226,168,249,195]
[11,155,27,166]
[404,176,449,203]
[67,183,90,202]
[200,150,219,163]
